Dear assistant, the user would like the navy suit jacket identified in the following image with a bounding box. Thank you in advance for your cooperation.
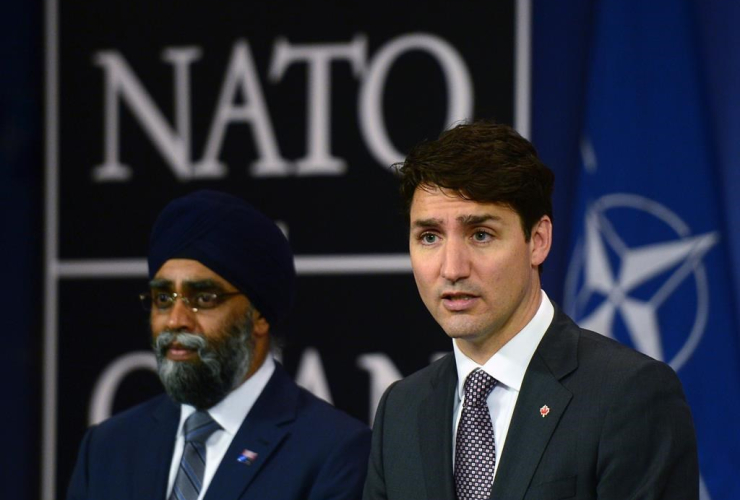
[363,308,699,500]
[68,362,371,500]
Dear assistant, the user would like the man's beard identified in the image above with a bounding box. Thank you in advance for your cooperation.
[152,314,254,409]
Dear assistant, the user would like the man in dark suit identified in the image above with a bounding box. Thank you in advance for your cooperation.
[68,190,370,500]
[363,122,698,500]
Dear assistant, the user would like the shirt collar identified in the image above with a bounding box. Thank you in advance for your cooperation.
[178,355,276,436]
[453,290,554,399]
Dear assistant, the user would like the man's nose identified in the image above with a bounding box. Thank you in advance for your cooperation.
[165,297,198,331]
[440,238,471,283]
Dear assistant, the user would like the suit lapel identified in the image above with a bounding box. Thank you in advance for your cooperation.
[489,308,579,500]
[418,354,457,500]
[203,364,297,500]
[133,396,180,499]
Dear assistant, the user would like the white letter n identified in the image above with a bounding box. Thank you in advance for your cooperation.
[92,48,205,182]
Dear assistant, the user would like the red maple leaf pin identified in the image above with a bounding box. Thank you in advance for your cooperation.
[539,405,550,418]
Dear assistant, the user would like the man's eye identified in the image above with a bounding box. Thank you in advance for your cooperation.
[420,233,438,244]
[153,293,174,308]
[194,293,219,308]
[473,231,492,242]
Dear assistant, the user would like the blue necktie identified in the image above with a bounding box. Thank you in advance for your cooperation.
[169,411,221,500]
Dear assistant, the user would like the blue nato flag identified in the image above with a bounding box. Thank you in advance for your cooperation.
[562,1,740,498]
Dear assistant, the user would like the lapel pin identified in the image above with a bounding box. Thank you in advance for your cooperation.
[237,449,259,465]
[539,405,550,418]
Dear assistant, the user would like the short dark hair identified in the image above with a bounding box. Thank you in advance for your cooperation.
[398,120,554,241]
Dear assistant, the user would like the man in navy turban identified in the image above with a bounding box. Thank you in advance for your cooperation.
[68,190,371,500]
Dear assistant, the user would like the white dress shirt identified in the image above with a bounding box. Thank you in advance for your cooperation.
[166,356,275,500]
[452,290,554,483]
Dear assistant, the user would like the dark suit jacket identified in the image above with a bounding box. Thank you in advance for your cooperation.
[363,308,698,500]
[68,362,371,500]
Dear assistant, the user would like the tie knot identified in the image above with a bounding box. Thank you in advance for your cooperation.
[463,369,497,407]
[183,411,221,444]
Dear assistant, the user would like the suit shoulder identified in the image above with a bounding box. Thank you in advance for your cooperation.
[549,309,662,371]
[578,327,669,371]
[384,353,455,402]
[90,393,174,436]
[567,327,685,397]
[542,310,683,392]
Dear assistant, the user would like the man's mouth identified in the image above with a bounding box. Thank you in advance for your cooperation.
[166,341,198,361]
[441,292,479,312]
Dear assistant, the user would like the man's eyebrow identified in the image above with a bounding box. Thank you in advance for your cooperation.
[148,278,171,289]
[458,214,502,225]
[411,214,503,229]
[411,218,443,229]
[183,279,225,291]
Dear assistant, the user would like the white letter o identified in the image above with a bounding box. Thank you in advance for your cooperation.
[88,351,158,425]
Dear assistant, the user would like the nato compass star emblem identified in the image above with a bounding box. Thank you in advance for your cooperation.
[564,193,718,371]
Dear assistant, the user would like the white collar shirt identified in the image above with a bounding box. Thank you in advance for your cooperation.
[452,290,554,483]
[166,355,275,500]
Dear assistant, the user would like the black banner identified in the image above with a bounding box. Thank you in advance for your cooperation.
[48,0,520,497]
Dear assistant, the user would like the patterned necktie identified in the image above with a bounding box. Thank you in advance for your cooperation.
[169,411,221,500]
[455,368,498,500]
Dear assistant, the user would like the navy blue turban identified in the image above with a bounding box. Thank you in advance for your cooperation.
[148,190,296,326]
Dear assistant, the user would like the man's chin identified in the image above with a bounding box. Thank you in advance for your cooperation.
[157,360,224,409]
[439,318,485,339]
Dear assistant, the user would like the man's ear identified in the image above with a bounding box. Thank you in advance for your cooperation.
[252,313,270,338]
[245,309,272,381]
[530,215,552,267]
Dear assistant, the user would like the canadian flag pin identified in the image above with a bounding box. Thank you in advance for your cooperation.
[539,405,550,418]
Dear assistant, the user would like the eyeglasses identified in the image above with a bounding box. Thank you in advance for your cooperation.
[138,291,244,313]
